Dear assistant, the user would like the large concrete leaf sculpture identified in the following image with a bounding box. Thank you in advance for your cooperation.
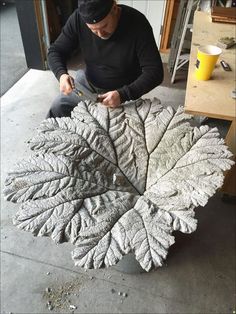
[4,99,234,271]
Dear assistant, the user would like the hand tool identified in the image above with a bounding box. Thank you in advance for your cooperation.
[220,60,232,71]
[73,80,98,102]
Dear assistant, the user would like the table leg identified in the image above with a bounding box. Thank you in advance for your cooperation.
[221,119,236,196]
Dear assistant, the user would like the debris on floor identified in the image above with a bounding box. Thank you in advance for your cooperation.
[112,288,128,299]
[42,278,81,312]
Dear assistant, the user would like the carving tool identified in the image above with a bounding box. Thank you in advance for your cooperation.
[220,60,232,71]
[73,80,98,102]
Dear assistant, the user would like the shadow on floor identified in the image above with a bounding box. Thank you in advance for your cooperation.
[161,63,188,90]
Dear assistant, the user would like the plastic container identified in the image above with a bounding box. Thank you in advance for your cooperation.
[195,45,222,80]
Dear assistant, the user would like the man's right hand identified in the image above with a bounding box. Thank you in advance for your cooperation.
[59,74,75,95]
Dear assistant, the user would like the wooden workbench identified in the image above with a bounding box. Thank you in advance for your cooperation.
[184,11,236,195]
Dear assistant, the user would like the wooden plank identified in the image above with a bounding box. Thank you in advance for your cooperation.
[212,16,236,24]
[46,0,61,43]
[34,1,46,65]
[211,6,236,24]
[221,119,235,195]
[221,162,236,196]
[160,0,175,52]
[225,119,236,155]
[184,11,236,195]
[168,0,188,72]
[184,11,236,120]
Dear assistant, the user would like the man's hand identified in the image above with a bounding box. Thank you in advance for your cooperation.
[59,74,75,95]
[98,91,121,108]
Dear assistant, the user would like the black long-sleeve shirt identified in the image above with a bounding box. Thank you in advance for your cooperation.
[48,4,163,102]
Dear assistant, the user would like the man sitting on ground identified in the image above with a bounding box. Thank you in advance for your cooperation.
[47,0,163,118]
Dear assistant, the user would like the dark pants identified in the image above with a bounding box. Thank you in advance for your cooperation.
[46,70,107,118]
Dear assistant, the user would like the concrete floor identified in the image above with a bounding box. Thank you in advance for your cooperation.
[0,2,28,96]
[1,69,235,314]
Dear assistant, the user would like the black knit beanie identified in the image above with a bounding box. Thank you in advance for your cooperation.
[78,0,114,24]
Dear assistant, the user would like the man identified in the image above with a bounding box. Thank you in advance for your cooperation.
[47,0,163,118]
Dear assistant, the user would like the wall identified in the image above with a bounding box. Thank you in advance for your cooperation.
[117,0,166,47]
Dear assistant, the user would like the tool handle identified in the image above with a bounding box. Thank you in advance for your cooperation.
[220,60,231,71]
[68,76,75,89]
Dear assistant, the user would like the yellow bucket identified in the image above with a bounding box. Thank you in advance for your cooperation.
[195,45,222,80]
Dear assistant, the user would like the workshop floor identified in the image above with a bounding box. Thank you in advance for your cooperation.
[1,70,235,314]
[0,2,28,96]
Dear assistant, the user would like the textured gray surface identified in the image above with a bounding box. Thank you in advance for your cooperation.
[4,97,234,272]
[0,3,28,96]
[1,69,235,314]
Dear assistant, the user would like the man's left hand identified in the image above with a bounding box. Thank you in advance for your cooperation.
[98,91,121,108]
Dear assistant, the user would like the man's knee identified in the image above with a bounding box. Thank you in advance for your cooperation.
[47,93,79,118]
[46,70,89,119]
[75,69,87,85]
